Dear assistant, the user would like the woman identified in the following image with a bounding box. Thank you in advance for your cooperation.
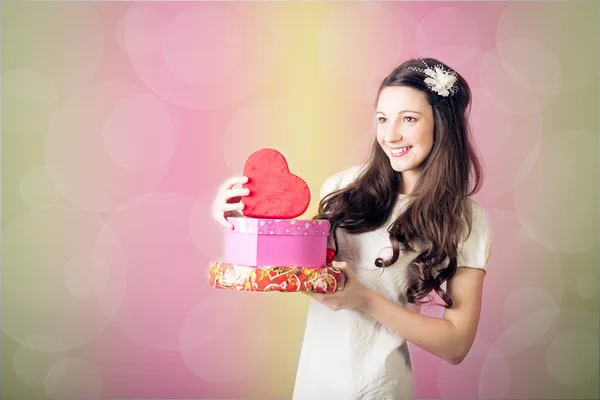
[212,57,492,400]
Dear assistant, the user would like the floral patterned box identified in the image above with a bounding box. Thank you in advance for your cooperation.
[224,217,330,268]
[208,261,345,293]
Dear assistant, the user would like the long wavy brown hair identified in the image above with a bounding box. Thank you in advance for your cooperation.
[315,57,483,308]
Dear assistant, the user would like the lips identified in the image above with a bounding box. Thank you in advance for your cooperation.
[389,146,412,157]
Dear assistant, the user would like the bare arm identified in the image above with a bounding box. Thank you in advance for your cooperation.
[311,263,486,365]
[360,267,485,364]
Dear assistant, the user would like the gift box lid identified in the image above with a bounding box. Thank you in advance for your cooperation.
[226,217,330,236]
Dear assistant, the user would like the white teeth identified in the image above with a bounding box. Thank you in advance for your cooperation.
[391,146,411,154]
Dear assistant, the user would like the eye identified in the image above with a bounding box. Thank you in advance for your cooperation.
[377,116,387,124]
[403,116,417,123]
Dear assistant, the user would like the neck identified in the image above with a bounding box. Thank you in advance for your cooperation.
[400,170,420,195]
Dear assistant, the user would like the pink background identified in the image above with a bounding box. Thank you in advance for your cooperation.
[2,2,598,399]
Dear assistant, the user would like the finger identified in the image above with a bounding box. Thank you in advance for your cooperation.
[332,261,348,268]
[224,188,250,201]
[222,202,245,212]
[306,292,324,302]
[221,176,249,190]
[215,215,234,230]
[312,291,340,300]
[335,265,352,282]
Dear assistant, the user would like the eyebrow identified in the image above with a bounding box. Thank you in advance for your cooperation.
[376,110,422,115]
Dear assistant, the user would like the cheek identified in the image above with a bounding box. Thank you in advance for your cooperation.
[415,125,434,150]
[375,128,385,143]
[423,134,434,151]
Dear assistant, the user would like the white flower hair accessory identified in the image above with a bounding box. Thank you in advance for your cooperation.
[408,59,459,97]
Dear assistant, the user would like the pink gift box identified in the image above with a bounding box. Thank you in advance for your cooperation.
[224,217,330,267]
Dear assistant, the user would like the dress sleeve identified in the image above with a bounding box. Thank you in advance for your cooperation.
[456,200,493,272]
[319,164,365,200]
[318,165,365,250]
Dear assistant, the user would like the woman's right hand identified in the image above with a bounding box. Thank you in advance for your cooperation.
[212,176,250,230]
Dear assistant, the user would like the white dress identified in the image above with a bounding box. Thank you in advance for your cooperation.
[292,165,492,400]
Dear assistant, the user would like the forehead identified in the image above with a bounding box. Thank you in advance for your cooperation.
[376,86,430,113]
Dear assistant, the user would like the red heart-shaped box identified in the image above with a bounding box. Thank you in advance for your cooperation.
[242,148,311,219]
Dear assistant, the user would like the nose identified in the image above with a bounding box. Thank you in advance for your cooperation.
[384,122,403,144]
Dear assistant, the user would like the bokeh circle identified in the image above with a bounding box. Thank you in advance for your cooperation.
[44,357,103,399]
[44,81,175,213]
[2,205,127,352]
[546,328,599,385]
[513,130,599,253]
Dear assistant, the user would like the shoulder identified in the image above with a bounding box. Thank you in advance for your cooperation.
[465,198,489,229]
[457,198,493,269]
[319,164,367,199]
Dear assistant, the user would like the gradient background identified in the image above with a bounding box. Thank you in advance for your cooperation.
[2,1,598,399]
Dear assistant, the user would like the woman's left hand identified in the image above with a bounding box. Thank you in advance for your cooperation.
[306,261,375,311]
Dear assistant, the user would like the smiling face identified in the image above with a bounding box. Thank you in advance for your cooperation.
[375,85,435,193]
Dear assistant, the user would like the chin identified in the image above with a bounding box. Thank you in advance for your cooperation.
[387,158,411,172]
[389,163,405,173]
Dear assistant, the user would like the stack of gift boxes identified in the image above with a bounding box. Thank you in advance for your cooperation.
[208,148,345,293]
